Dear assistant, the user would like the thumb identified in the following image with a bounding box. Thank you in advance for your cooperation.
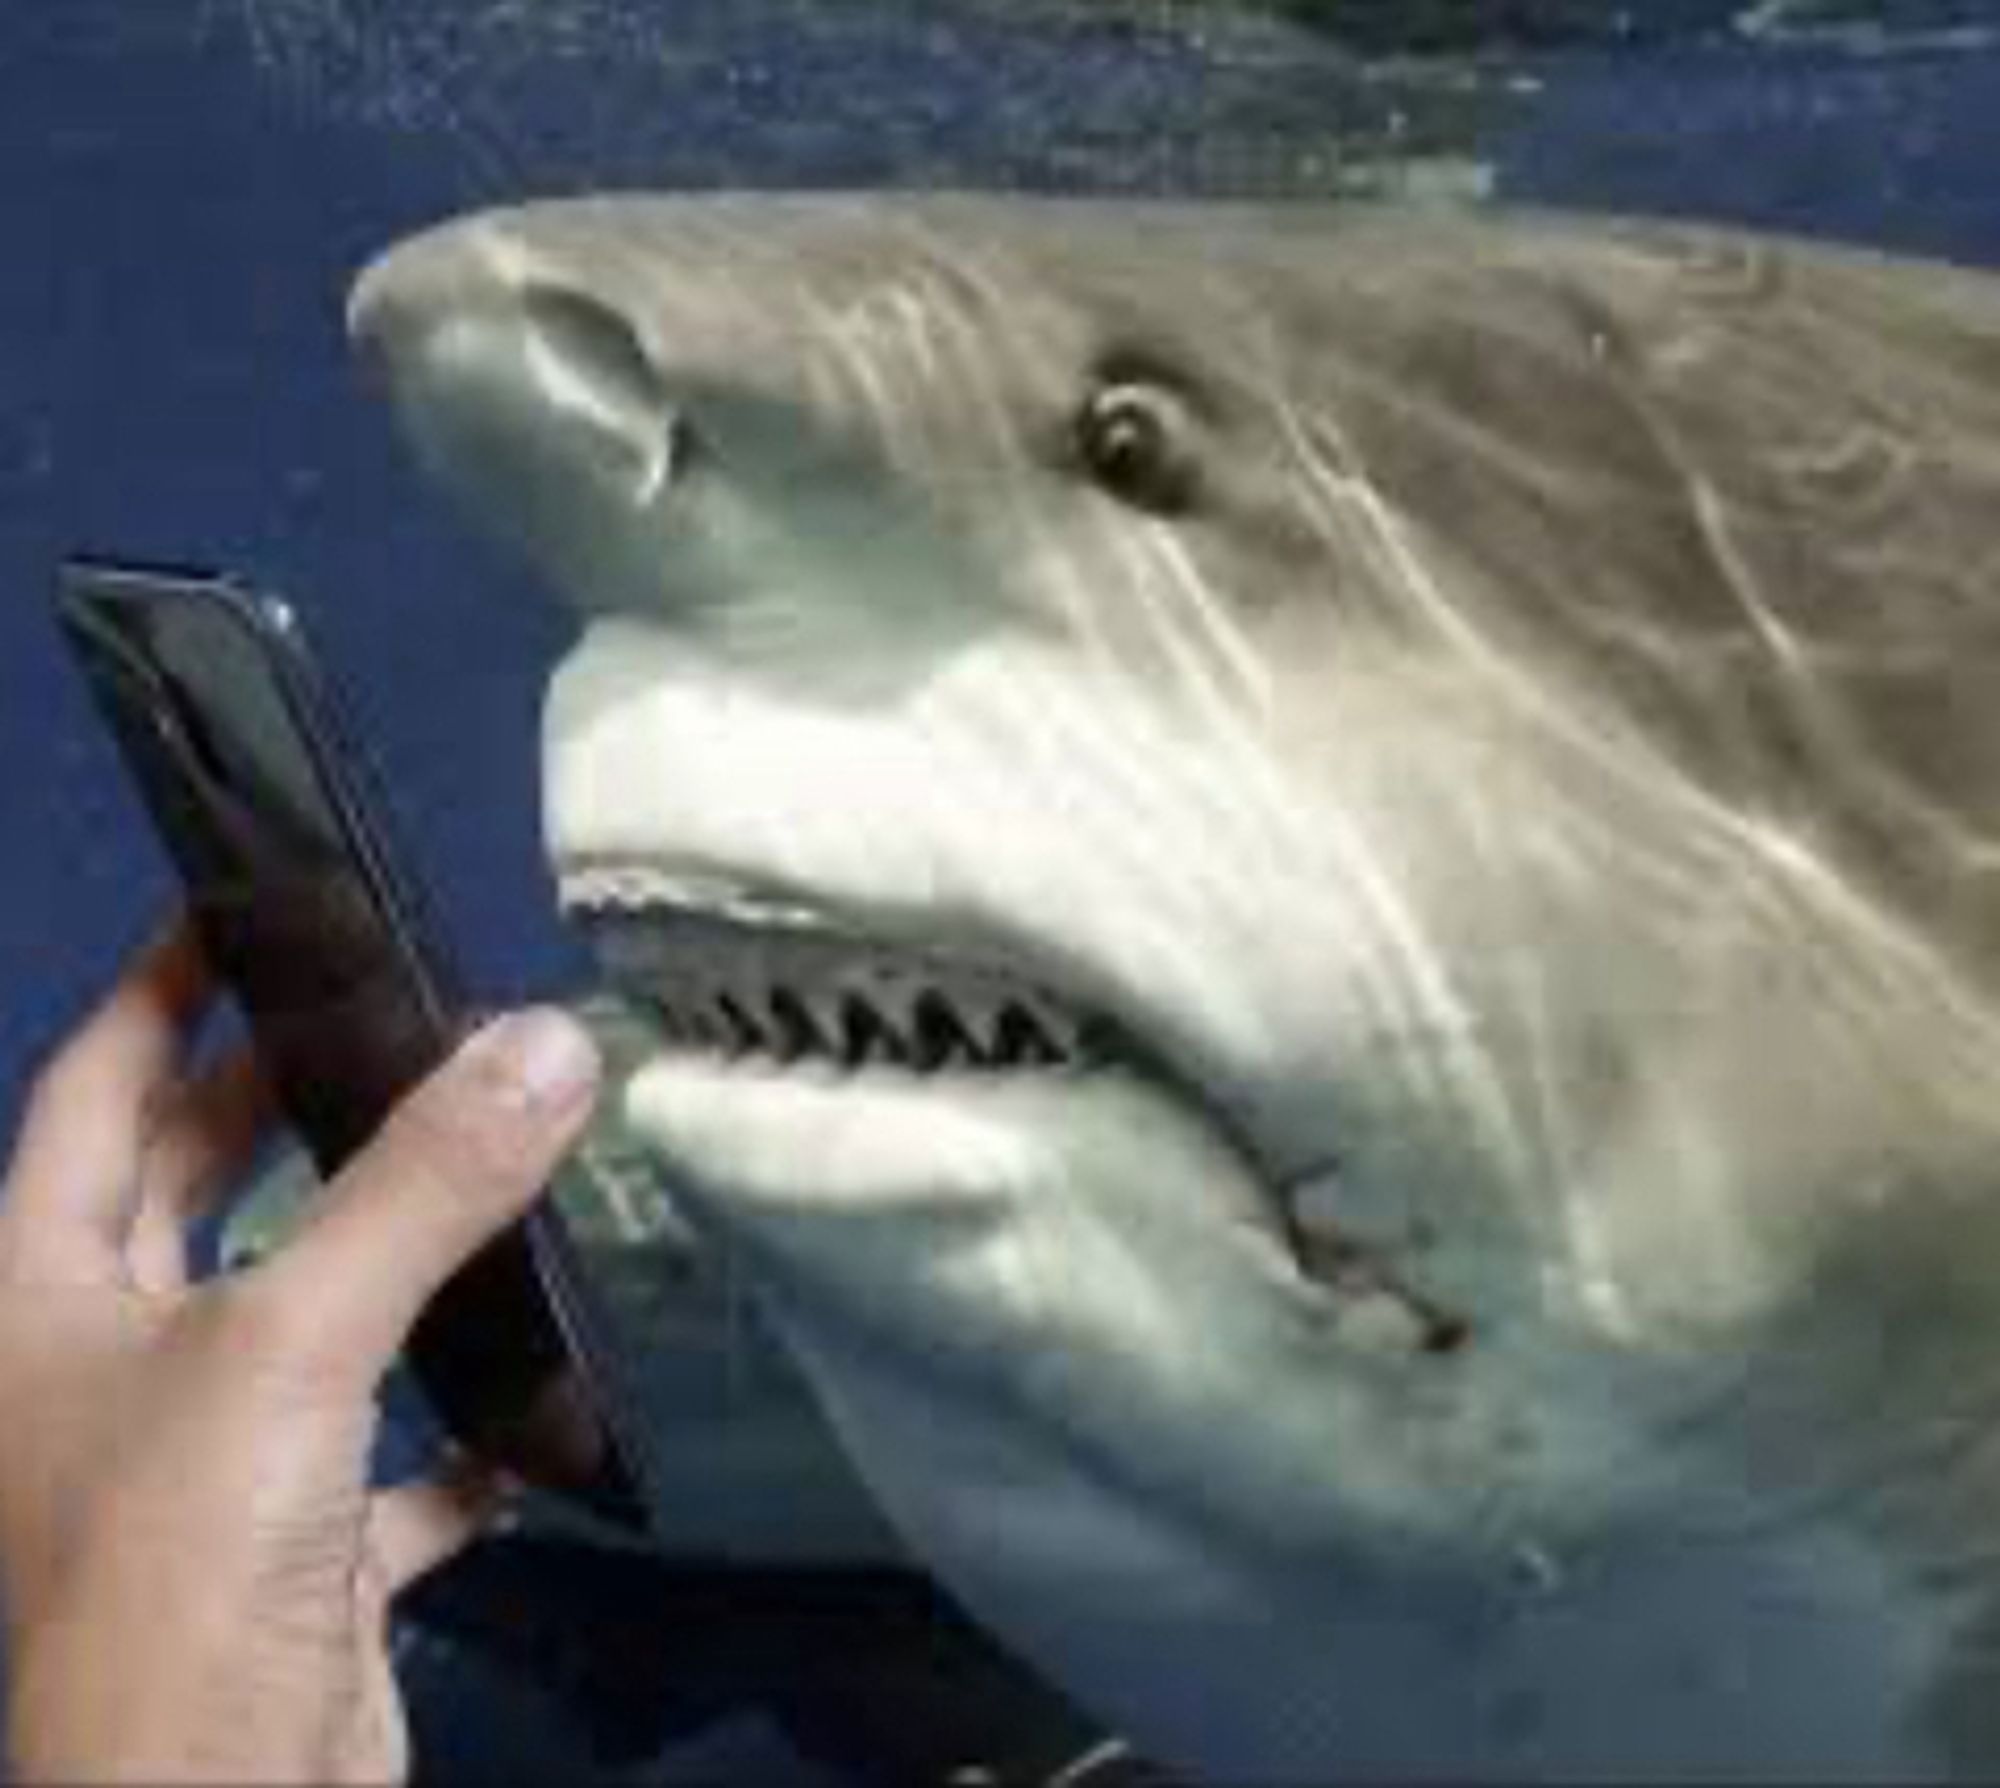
[241,1008,601,1389]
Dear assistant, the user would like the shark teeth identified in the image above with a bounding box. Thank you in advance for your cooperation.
[566,894,1112,1076]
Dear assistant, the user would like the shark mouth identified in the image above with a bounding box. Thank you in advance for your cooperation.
[562,864,1130,1077]
[562,864,1473,1359]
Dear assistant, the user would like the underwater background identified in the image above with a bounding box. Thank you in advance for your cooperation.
[3,1,2000,1778]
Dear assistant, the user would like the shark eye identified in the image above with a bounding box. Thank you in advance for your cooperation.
[1074,379,1199,516]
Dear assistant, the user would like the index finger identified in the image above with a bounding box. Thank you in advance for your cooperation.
[1,916,218,1280]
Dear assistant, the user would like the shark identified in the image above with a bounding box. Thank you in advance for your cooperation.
[350,194,2000,1779]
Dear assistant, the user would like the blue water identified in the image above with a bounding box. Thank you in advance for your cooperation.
[5,2,2000,1776]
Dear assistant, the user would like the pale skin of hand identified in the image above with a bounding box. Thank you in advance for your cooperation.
[0,919,602,1784]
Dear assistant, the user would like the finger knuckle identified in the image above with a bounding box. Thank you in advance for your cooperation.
[215,1262,307,1347]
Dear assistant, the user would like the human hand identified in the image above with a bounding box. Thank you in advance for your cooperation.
[0,918,601,1784]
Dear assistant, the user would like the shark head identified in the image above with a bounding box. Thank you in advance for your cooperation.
[352,196,2000,1776]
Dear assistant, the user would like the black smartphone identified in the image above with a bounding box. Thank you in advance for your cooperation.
[55,556,656,1533]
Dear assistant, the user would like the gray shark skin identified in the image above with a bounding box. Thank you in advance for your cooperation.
[352,195,2000,1779]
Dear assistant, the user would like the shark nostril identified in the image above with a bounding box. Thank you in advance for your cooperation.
[514,280,686,507]
[518,281,670,415]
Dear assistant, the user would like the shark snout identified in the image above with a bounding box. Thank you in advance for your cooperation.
[352,234,687,544]
[351,205,990,650]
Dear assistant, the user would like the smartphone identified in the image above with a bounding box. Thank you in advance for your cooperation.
[55,557,655,1533]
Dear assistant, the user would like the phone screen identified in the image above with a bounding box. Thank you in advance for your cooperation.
[57,559,652,1530]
